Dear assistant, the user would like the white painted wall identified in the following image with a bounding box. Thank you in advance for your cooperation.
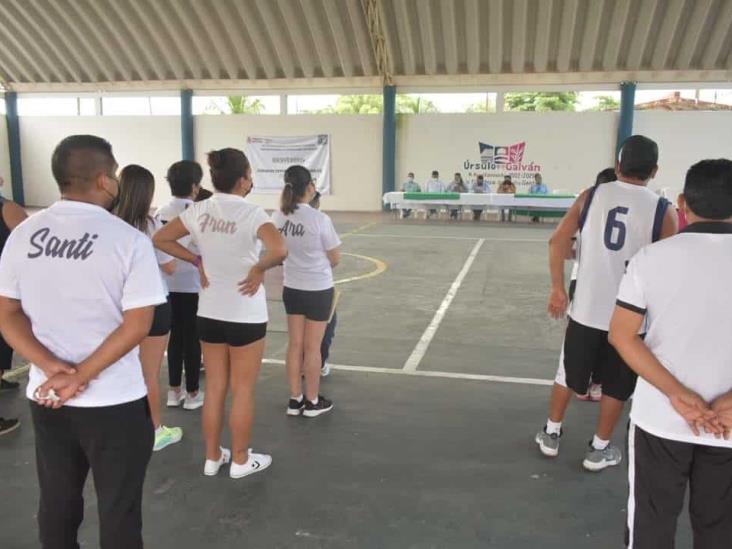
[194,114,383,211]
[635,112,732,197]
[397,112,619,194]
[19,116,180,206]
[0,119,11,200]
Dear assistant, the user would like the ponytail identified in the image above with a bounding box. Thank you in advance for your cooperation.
[280,165,312,215]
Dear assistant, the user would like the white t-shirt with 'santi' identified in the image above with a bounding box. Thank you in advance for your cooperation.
[179,193,272,323]
[271,204,341,291]
[0,201,166,407]
[155,198,201,293]
[617,222,732,448]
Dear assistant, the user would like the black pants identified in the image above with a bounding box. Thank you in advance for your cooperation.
[0,332,12,372]
[627,423,732,548]
[321,311,337,367]
[31,398,154,549]
[167,292,201,393]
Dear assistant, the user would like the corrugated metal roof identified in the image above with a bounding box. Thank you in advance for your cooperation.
[0,0,730,91]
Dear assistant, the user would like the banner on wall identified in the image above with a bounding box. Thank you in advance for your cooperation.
[462,140,542,188]
[245,135,331,194]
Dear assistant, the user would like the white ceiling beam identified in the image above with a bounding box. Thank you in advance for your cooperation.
[602,0,631,71]
[299,0,335,78]
[578,0,604,72]
[188,0,238,79]
[676,0,714,70]
[255,0,296,79]
[0,17,47,81]
[323,0,355,78]
[345,0,374,76]
[441,0,459,74]
[650,0,685,70]
[130,0,186,80]
[214,1,258,80]
[43,0,115,82]
[0,2,61,81]
[488,0,503,73]
[511,0,528,73]
[393,0,417,75]
[533,0,553,73]
[701,0,732,69]
[465,0,481,74]
[556,0,579,73]
[25,0,93,81]
[277,0,315,78]
[416,0,437,75]
[86,0,149,81]
[626,0,658,70]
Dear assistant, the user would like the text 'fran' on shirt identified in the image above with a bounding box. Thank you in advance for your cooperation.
[0,200,166,407]
[155,197,201,293]
[271,203,342,291]
[179,193,273,323]
[570,180,669,331]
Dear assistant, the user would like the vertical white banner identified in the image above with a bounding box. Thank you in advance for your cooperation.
[245,135,331,194]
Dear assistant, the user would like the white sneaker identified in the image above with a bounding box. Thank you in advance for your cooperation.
[166,389,185,407]
[230,449,272,479]
[203,447,231,476]
[321,364,331,377]
[183,391,205,410]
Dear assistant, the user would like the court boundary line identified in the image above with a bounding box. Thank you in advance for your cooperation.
[402,238,485,372]
[347,233,546,242]
[262,358,551,386]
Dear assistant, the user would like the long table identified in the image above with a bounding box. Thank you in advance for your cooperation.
[382,192,577,212]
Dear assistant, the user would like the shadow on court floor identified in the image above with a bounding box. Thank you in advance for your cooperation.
[0,214,691,548]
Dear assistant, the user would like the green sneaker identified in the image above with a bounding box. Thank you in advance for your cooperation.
[153,425,183,452]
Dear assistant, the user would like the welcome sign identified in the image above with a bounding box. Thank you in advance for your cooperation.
[463,140,542,188]
[246,135,332,194]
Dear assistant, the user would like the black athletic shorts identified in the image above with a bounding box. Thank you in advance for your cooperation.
[149,299,171,337]
[196,316,267,347]
[559,317,637,401]
[282,287,334,322]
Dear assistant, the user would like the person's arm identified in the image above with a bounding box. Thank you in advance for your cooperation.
[609,306,718,436]
[160,260,176,276]
[326,247,341,268]
[547,191,586,318]
[238,222,288,296]
[2,201,27,230]
[0,297,75,378]
[659,207,679,240]
[153,217,206,287]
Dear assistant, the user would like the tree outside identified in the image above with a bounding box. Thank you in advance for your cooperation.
[504,91,579,112]
[307,94,440,114]
[589,95,620,111]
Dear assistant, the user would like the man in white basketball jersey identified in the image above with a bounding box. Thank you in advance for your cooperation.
[535,135,677,471]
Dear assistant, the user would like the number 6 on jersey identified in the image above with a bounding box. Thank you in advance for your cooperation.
[604,207,629,251]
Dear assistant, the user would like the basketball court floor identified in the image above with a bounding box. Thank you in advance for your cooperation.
[0,213,692,548]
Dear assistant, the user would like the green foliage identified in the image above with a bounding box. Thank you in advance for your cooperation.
[226,95,265,114]
[589,95,620,111]
[396,95,439,114]
[504,92,578,112]
[308,94,440,114]
[465,101,493,113]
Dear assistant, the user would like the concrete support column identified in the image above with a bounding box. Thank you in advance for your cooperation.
[382,85,396,209]
[5,92,24,205]
[180,90,194,161]
[617,81,636,154]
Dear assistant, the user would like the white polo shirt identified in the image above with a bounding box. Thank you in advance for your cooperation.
[179,193,272,323]
[617,222,732,447]
[155,198,201,293]
[145,216,173,295]
[271,204,341,291]
[0,200,166,407]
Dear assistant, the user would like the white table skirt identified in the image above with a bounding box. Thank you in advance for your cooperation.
[382,192,576,210]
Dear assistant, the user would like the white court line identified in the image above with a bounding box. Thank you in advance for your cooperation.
[349,233,546,243]
[262,358,551,386]
[402,238,485,372]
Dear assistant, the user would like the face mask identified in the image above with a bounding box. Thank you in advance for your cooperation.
[102,177,119,212]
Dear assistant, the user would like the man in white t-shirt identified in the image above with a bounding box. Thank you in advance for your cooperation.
[424,170,446,218]
[0,135,165,548]
[610,158,732,548]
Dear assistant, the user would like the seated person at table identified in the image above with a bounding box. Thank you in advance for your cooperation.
[529,174,549,194]
[497,176,516,222]
[448,173,468,219]
[400,172,421,218]
[425,170,446,218]
[470,175,488,221]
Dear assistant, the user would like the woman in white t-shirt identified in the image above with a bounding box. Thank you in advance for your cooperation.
[154,148,287,480]
[271,165,342,418]
[116,165,183,452]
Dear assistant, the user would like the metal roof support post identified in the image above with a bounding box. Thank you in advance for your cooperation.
[382,84,396,210]
[5,92,24,205]
[617,81,636,155]
[180,89,194,161]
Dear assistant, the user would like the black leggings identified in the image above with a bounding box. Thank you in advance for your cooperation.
[167,292,201,393]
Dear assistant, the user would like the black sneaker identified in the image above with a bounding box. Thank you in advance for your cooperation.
[0,378,19,391]
[302,396,334,418]
[286,398,305,417]
[0,417,20,436]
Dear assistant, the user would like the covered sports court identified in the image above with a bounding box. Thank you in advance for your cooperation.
[1,1,731,547]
